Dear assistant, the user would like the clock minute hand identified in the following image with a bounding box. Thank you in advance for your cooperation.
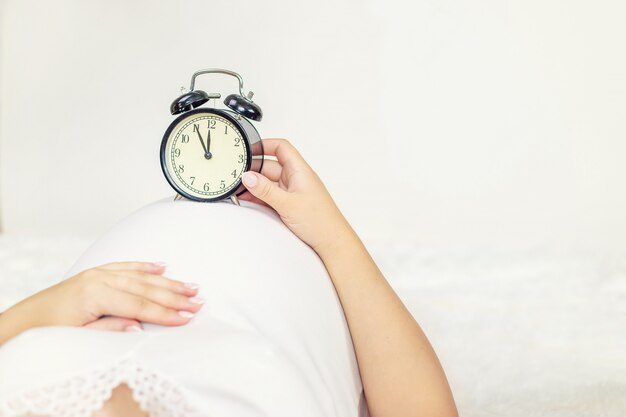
[193,126,208,155]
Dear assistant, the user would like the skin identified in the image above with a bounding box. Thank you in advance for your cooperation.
[0,262,204,344]
[0,139,458,417]
[240,139,459,417]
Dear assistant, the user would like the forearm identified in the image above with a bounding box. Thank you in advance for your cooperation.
[0,303,32,345]
[317,228,458,417]
[0,293,49,345]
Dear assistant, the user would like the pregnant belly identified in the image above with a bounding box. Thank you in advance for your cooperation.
[59,197,363,416]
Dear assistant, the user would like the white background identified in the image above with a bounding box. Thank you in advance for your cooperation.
[1,0,625,250]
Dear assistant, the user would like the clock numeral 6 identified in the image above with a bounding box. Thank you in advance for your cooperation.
[174,148,181,157]
[178,164,185,173]
[204,183,210,191]
[220,180,225,189]
[181,134,189,144]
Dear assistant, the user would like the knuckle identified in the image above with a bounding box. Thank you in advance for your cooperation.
[260,182,273,198]
[175,294,192,309]
[163,308,181,326]
[168,279,183,291]
[131,262,150,271]
[113,274,130,289]
[159,290,184,310]
[135,296,149,314]
[138,283,154,298]
[138,271,153,280]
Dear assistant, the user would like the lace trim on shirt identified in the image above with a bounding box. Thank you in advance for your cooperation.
[0,357,198,417]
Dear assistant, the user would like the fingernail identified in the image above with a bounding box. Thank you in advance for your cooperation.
[179,311,195,318]
[242,171,257,187]
[189,296,205,305]
[153,262,167,269]
[184,282,199,290]
[125,325,143,332]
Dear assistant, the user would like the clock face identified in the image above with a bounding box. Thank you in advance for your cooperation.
[161,110,249,201]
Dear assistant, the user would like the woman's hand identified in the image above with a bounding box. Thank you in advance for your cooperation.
[0,261,204,344]
[239,139,354,256]
[243,139,458,417]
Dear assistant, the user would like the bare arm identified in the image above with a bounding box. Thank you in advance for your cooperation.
[240,139,458,417]
[317,228,458,417]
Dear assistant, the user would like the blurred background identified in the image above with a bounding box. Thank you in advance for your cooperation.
[1,0,624,250]
[2,2,626,415]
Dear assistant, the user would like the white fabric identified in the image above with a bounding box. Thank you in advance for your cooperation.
[2,211,626,417]
[0,197,366,417]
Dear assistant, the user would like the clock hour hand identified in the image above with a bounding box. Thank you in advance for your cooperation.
[206,130,212,154]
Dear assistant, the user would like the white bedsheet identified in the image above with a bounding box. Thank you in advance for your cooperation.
[1,235,625,416]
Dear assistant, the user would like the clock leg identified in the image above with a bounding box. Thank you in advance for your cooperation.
[230,195,240,206]
[174,194,184,201]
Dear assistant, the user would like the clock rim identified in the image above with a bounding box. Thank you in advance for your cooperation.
[160,107,253,202]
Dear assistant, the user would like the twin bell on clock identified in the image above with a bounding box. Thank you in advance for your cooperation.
[160,68,265,206]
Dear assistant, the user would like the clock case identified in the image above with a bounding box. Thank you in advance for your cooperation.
[160,69,264,205]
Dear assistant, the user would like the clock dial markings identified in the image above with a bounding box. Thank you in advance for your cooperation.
[166,112,248,199]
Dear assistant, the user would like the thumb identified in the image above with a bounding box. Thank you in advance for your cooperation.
[84,316,144,332]
[242,171,287,208]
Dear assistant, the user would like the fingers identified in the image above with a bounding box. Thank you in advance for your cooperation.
[98,261,166,275]
[106,273,205,312]
[107,270,198,296]
[84,316,144,332]
[82,264,204,327]
[260,159,283,182]
[241,171,289,209]
[261,139,309,171]
[237,190,272,208]
[99,285,198,326]
[237,159,283,207]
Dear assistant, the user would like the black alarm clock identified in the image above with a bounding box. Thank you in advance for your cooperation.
[160,69,264,206]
